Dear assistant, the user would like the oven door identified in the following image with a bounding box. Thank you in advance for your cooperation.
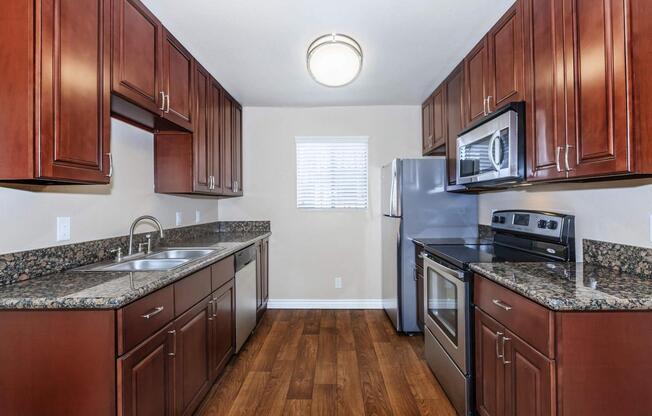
[424,255,469,374]
[457,108,519,185]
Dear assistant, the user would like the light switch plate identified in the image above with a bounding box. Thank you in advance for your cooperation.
[176,212,182,226]
[195,210,201,223]
[56,217,71,241]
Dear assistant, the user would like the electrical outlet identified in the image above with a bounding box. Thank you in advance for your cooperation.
[176,212,182,226]
[56,217,71,241]
[195,210,201,224]
[334,277,343,289]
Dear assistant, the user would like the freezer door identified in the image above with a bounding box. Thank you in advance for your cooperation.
[381,160,401,217]
[381,215,402,330]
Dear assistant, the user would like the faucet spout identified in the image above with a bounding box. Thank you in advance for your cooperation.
[128,215,165,255]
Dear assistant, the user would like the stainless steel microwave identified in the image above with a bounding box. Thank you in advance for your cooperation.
[456,102,525,186]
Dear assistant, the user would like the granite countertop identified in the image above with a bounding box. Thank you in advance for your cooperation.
[0,231,271,310]
[470,262,652,311]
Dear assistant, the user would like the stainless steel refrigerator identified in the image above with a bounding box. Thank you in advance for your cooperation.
[381,157,478,332]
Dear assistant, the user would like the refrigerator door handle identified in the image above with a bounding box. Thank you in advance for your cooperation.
[390,160,401,217]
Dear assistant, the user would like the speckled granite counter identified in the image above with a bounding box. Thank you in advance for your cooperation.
[470,262,652,311]
[0,231,270,310]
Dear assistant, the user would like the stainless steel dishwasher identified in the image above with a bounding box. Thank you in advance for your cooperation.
[234,246,257,353]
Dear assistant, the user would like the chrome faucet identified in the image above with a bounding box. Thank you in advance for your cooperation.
[128,215,164,256]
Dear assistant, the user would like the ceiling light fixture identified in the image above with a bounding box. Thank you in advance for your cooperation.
[307,33,363,87]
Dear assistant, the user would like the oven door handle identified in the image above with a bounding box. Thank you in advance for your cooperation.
[488,131,503,171]
[423,254,466,282]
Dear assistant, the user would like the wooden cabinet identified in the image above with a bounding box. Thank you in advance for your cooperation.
[209,279,235,380]
[118,322,175,416]
[232,104,244,195]
[112,0,164,114]
[422,97,434,153]
[464,39,490,126]
[445,64,465,185]
[193,63,212,193]
[256,238,269,321]
[0,0,111,184]
[161,30,194,131]
[209,78,224,194]
[431,87,447,151]
[475,308,505,416]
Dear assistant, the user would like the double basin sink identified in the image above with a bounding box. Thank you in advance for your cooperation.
[78,249,219,272]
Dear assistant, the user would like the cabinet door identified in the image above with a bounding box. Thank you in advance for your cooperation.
[117,322,175,416]
[523,0,568,181]
[422,97,433,153]
[162,30,193,131]
[173,297,212,416]
[487,2,524,110]
[464,39,489,126]
[38,0,111,183]
[209,79,223,193]
[232,104,243,195]
[256,241,264,312]
[445,64,465,185]
[262,239,269,305]
[193,63,211,193]
[415,266,424,330]
[222,94,234,194]
[564,0,630,178]
[210,279,235,380]
[503,328,555,416]
[475,308,506,416]
[431,86,446,151]
[112,0,163,114]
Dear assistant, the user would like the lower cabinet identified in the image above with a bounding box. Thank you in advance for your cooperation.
[117,322,175,416]
[209,279,235,380]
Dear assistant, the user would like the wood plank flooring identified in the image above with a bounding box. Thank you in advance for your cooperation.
[198,309,456,416]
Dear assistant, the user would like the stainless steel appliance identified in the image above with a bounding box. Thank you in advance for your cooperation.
[234,246,257,353]
[457,102,525,186]
[381,158,478,333]
[420,210,575,416]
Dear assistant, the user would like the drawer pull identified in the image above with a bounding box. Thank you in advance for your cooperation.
[492,299,512,311]
[140,306,165,319]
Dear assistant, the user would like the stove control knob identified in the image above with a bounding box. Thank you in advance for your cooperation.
[499,216,506,224]
[547,221,558,230]
[492,215,500,223]
[537,220,547,229]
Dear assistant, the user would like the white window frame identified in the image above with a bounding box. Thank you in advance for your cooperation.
[295,136,369,210]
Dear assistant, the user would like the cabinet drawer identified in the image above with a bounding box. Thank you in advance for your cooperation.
[118,285,174,355]
[174,267,212,315]
[474,274,554,358]
[211,255,234,290]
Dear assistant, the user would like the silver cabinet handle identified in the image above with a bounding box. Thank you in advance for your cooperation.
[483,97,488,116]
[492,299,512,311]
[556,147,562,172]
[495,331,504,359]
[141,306,165,319]
[106,153,113,178]
[167,329,176,356]
[165,93,170,113]
[501,336,511,365]
[208,300,214,321]
[159,91,166,111]
[486,96,493,114]
[565,144,574,171]
[212,296,218,317]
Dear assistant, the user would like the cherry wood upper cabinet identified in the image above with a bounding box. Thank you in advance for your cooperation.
[0,0,111,184]
[232,104,244,195]
[431,86,447,151]
[564,0,630,178]
[162,30,194,131]
[487,2,524,111]
[112,0,164,114]
[464,39,489,126]
[209,78,224,194]
[422,97,434,153]
[193,63,211,193]
[523,0,568,182]
[222,94,235,195]
[445,64,465,185]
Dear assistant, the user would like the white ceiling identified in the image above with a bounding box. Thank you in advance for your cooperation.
[141,0,515,106]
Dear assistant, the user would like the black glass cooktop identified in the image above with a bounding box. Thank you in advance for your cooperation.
[424,243,554,269]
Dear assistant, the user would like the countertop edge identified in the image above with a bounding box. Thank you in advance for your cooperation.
[0,232,272,311]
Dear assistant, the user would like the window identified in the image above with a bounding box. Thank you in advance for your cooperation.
[296,136,368,209]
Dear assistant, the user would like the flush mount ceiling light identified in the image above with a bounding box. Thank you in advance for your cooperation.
[307,33,363,87]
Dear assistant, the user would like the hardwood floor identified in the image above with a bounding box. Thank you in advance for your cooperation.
[198,309,456,416]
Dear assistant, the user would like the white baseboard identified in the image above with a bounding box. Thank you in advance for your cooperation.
[267,298,383,309]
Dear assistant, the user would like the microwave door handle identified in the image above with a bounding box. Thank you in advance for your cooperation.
[488,131,503,171]
[424,254,465,281]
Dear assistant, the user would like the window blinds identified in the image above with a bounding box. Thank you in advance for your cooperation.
[296,137,369,209]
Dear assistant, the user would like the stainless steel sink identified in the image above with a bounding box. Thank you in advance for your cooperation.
[100,259,189,272]
[147,249,216,260]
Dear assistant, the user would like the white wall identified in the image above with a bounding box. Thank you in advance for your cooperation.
[218,106,421,303]
[478,179,652,258]
[0,119,219,254]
